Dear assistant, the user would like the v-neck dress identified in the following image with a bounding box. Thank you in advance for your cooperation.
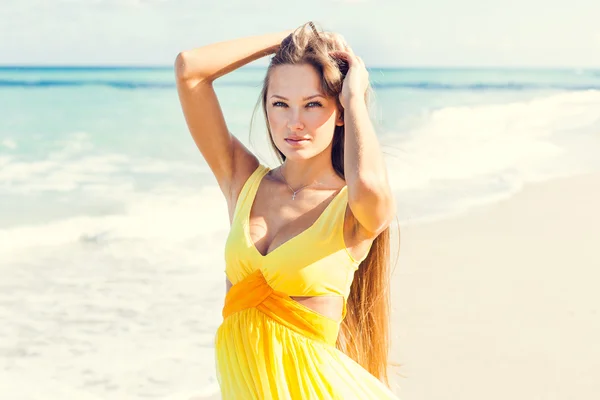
[215,164,398,399]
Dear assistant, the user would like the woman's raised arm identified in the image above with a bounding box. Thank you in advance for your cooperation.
[174,31,291,204]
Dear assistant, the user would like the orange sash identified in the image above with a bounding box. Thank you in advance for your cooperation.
[222,269,340,346]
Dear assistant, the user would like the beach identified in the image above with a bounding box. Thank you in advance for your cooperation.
[4,0,600,397]
[1,66,599,399]
[387,172,600,398]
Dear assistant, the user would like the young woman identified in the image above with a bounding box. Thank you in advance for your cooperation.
[176,22,398,399]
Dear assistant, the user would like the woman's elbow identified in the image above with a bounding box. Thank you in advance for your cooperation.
[175,51,211,86]
[349,188,396,236]
[174,51,190,82]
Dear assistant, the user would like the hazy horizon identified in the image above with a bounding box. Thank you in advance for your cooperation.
[2,0,600,68]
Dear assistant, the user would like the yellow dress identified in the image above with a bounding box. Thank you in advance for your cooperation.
[215,164,399,399]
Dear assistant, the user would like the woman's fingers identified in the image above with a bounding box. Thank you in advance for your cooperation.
[329,50,355,65]
[330,51,366,72]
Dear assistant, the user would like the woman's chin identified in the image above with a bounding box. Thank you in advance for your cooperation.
[279,145,334,162]
[280,149,313,161]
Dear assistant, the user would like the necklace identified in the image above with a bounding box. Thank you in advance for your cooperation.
[277,167,317,200]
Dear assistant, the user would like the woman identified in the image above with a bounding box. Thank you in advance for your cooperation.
[176,22,398,399]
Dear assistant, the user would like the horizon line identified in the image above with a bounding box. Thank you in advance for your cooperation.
[1,64,599,70]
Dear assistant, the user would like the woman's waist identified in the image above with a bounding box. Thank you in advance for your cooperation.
[216,306,339,347]
[221,269,341,345]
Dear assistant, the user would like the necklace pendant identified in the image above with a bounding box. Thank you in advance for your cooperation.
[292,192,297,200]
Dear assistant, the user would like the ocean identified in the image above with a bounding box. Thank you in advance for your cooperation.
[1,66,600,399]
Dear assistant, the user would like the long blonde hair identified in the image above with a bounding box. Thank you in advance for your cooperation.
[253,22,394,386]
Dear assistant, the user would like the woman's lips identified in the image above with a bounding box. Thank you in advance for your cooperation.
[284,138,309,146]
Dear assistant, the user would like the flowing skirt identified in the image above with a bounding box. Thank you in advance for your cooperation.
[215,270,399,399]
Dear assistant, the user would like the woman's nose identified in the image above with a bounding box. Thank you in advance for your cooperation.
[286,111,304,131]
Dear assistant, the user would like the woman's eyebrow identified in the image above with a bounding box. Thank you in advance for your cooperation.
[270,94,325,101]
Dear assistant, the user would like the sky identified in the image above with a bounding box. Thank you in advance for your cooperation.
[1,0,599,67]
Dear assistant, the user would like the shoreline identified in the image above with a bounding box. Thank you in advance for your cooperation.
[394,170,600,229]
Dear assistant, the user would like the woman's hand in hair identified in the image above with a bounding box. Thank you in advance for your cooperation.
[328,50,369,109]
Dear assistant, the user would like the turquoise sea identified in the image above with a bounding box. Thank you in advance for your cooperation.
[1,66,600,398]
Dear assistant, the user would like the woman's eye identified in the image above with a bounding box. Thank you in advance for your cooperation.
[271,101,323,108]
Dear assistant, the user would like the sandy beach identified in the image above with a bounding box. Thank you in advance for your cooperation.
[388,172,600,398]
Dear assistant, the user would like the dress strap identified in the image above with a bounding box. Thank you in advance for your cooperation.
[231,164,270,223]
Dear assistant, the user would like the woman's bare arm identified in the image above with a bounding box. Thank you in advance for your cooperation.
[174,31,291,204]
[333,51,396,238]
[344,98,395,237]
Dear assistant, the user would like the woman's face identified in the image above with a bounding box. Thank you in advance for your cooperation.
[266,64,343,161]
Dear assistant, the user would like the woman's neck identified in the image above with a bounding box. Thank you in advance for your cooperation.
[279,155,340,190]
